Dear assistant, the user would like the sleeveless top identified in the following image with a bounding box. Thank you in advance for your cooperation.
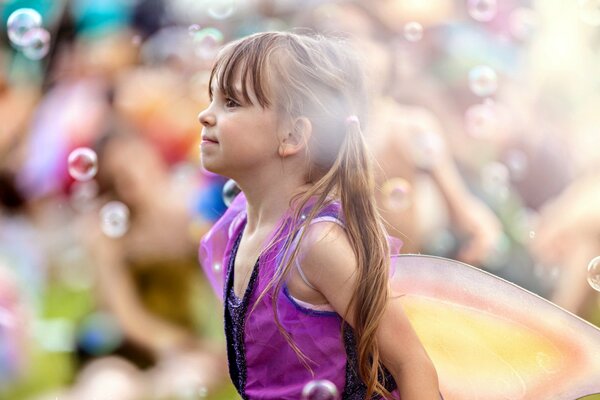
[199,192,400,399]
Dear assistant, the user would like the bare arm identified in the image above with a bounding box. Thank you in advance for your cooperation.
[395,108,501,266]
[82,221,201,355]
[298,222,440,399]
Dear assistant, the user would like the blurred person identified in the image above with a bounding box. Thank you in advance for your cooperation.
[0,171,39,390]
[530,171,600,318]
[295,1,502,265]
[198,31,440,399]
[76,130,226,389]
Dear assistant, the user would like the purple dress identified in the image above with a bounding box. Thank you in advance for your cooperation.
[199,192,400,399]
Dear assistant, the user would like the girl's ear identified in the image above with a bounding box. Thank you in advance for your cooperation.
[278,117,312,158]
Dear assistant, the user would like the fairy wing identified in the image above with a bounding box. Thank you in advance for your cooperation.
[198,191,247,301]
[390,254,600,400]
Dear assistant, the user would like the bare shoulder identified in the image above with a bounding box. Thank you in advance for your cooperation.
[296,221,358,312]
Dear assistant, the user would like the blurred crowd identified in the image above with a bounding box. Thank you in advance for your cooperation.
[1,0,600,399]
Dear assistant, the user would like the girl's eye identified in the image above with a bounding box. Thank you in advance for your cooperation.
[224,98,240,108]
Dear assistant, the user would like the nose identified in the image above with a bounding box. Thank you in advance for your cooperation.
[198,107,216,127]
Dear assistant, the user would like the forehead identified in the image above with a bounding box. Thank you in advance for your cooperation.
[209,40,278,109]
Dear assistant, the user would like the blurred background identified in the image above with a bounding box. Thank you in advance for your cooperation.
[1,0,600,399]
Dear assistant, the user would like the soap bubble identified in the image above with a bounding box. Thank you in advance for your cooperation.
[502,149,528,182]
[68,147,98,182]
[382,178,412,211]
[100,201,130,238]
[508,7,538,41]
[587,256,600,291]
[207,0,237,20]
[21,27,51,60]
[70,180,99,212]
[403,22,423,42]
[467,0,497,22]
[188,24,201,36]
[464,102,498,139]
[409,130,444,170]
[468,65,498,97]
[301,379,339,400]
[222,179,241,207]
[7,8,42,47]
[192,27,224,61]
[481,162,510,199]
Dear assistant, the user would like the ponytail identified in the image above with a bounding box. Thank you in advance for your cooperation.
[338,115,393,399]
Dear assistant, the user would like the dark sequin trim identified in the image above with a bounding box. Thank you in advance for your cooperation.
[224,229,259,399]
[342,323,397,399]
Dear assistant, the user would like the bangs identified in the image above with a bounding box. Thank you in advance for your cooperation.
[208,33,281,108]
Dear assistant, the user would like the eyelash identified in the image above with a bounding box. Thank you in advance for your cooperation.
[224,97,240,109]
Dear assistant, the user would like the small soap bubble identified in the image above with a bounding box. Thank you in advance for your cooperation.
[188,24,201,36]
[587,256,600,291]
[508,7,538,41]
[503,149,528,181]
[68,147,98,182]
[207,0,237,20]
[468,65,498,97]
[193,27,224,61]
[7,8,42,47]
[222,179,241,207]
[70,180,99,212]
[21,27,51,60]
[409,131,444,170]
[382,178,412,211]
[301,379,340,400]
[467,0,497,22]
[481,162,510,199]
[579,0,600,26]
[100,201,130,238]
[403,22,423,42]
[464,102,498,139]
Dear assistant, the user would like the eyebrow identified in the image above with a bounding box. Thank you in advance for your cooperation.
[209,82,244,100]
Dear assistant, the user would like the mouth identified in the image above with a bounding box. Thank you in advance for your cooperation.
[201,136,219,144]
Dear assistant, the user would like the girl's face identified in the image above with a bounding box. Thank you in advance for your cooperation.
[198,78,284,178]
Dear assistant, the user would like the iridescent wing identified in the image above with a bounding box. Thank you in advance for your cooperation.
[390,254,600,400]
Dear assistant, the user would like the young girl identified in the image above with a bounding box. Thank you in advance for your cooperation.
[198,31,440,399]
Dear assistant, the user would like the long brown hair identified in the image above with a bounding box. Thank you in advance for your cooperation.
[209,31,393,399]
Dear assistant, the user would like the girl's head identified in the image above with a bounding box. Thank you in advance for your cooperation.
[199,31,368,183]
[202,32,392,398]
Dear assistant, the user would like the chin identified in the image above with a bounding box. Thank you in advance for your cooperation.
[200,159,225,176]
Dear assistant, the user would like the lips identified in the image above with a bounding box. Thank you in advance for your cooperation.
[201,136,219,143]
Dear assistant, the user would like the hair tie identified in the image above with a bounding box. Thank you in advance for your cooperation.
[345,115,360,127]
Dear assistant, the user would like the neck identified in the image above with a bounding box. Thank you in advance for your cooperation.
[233,169,311,236]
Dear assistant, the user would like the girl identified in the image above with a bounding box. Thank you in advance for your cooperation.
[198,31,440,399]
